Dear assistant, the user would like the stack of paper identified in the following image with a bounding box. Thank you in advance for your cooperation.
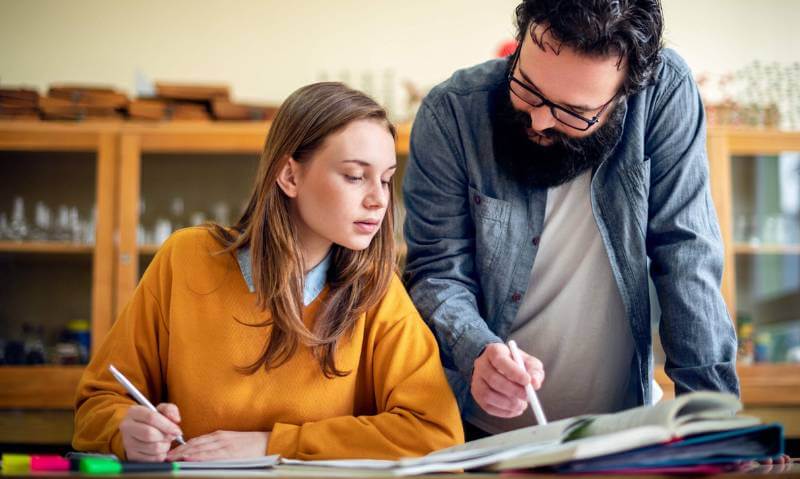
[73,392,783,475]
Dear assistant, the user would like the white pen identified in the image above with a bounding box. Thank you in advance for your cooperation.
[507,340,548,425]
[108,364,186,445]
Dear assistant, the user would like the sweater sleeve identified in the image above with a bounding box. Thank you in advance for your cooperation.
[72,252,171,459]
[267,277,464,460]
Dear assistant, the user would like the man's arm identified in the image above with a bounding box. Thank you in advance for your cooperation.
[402,101,501,379]
[645,70,740,395]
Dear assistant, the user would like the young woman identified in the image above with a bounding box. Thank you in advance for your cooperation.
[72,82,464,462]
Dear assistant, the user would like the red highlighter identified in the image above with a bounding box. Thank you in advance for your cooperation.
[30,455,71,471]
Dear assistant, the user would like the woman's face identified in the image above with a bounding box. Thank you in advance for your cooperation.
[283,119,396,267]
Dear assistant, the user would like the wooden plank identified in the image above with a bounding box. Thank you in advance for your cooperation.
[0,367,84,409]
[129,121,268,153]
[91,133,117,355]
[657,364,800,406]
[138,244,160,255]
[724,129,800,155]
[115,134,142,318]
[396,121,410,156]
[0,120,123,151]
[0,130,98,151]
[744,407,800,437]
[706,130,736,318]
[734,243,800,255]
[139,131,266,153]
[0,241,94,254]
[0,409,74,445]
[0,120,121,133]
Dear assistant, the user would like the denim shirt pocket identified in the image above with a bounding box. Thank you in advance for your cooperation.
[620,157,652,237]
[468,186,512,272]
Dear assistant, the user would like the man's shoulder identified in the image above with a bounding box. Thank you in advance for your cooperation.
[423,58,507,111]
[650,48,693,91]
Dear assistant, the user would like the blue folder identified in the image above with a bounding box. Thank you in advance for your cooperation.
[554,423,784,473]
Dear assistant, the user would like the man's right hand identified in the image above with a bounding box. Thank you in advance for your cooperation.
[120,403,184,462]
[471,343,545,418]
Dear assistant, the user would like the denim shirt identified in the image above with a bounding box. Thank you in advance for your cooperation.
[402,48,739,413]
[237,247,330,306]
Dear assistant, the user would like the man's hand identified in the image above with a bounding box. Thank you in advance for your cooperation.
[166,431,269,462]
[471,343,544,418]
[120,403,183,462]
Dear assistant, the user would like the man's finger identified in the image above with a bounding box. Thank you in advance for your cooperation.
[483,368,528,401]
[521,354,545,388]
[479,377,527,414]
[487,347,530,386]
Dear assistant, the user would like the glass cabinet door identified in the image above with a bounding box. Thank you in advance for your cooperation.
[137,151,260,276]
[0,150,97,367]
[731,151,800,365]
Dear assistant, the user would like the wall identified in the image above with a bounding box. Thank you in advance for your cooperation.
[1,0,798,117]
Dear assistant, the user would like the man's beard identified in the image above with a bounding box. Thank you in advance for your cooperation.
[490,82,625,189]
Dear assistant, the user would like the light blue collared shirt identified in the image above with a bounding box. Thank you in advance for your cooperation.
[236,247,330,306]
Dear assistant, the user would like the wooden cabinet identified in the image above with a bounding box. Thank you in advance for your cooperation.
[115,123,268,315]
[112,121,410,317]
[3,120,795,443]
[0,121,410,443]
[0,121,117,443]
[0,121,117,397]
[655,128,800,436]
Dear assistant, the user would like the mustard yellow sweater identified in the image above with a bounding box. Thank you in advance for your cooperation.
[73,228,463,460]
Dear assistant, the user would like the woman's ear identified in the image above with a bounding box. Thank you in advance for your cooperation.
[276,157,300,198]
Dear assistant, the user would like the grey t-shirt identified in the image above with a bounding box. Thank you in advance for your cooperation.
[467,171,634,433]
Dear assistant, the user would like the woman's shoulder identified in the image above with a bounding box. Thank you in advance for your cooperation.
[146,226,238,295]
[366,272,424,328]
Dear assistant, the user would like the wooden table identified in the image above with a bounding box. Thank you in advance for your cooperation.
[1,462,799,478]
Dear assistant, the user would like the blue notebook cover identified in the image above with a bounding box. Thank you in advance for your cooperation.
[554,423,784,473]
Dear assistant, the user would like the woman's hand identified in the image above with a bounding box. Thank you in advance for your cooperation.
[166,431,270,462]
[119,403,183,462]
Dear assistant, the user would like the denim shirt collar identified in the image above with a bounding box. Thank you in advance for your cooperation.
[236,246,330,306]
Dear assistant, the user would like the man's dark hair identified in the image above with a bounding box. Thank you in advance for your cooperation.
[515,0,664,95]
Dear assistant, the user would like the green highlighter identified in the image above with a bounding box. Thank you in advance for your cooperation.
[80,457,179,474]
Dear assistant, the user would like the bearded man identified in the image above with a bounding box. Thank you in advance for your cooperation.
[402,0,739,439]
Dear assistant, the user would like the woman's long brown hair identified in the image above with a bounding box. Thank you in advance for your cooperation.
[209,82,397,378]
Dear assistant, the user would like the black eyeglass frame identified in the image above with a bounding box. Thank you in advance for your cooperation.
[507,46,618,132]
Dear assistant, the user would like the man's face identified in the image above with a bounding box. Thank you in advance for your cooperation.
[511,25,626,143]
[492,25,628,188]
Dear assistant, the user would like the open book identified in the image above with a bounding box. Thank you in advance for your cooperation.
[273,391,779,476]
[77,392,776,475]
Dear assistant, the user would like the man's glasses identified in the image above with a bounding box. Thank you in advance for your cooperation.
[507,48,617,132]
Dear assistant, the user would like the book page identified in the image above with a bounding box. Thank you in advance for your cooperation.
[427,416,581,458]
[177,455,280,469]
[572,391,742,439]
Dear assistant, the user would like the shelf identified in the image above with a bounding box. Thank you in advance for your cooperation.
[656,363,800,406]
[138,243,161,255]
[0,410,74,445]
[733,243,800,255]
[707,127,800,155]
[0,120,412,155]
[0,365,85,409]
[0,240,94,254]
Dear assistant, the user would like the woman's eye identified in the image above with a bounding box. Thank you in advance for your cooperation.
[345,175,364,183]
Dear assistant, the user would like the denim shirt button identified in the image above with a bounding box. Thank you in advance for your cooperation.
[473,194,481,205]
[511,292,522,302]
[532,236,540,246]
